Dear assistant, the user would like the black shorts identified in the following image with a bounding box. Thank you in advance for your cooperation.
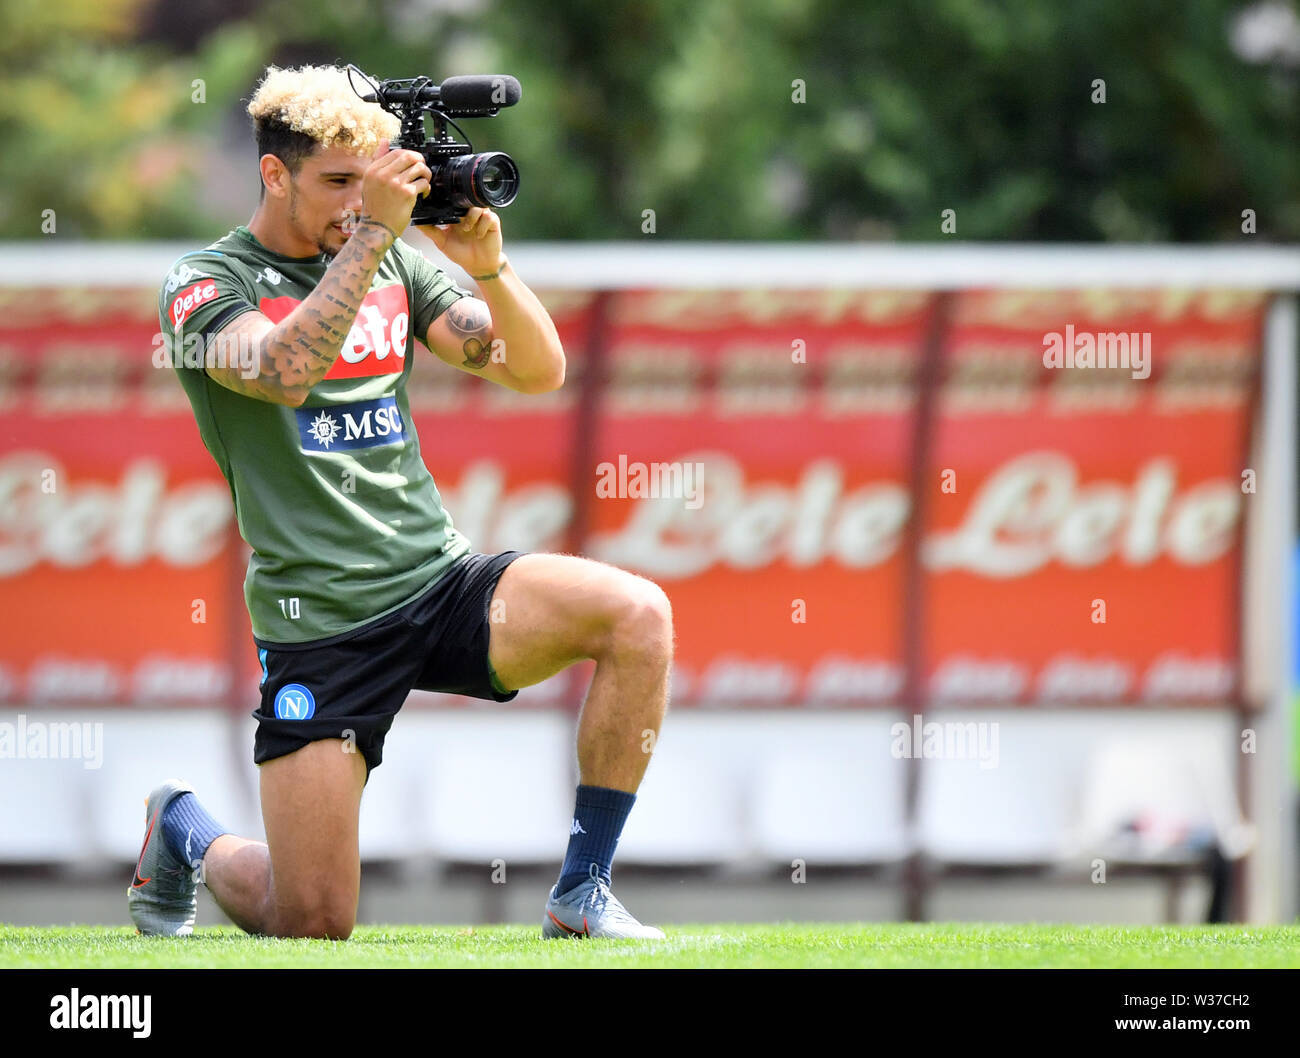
[251,550,526,777]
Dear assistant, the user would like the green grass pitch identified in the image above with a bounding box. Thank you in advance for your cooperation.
[2,923,1297,968]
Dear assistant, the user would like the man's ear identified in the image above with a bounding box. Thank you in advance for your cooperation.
[259,154,289,199]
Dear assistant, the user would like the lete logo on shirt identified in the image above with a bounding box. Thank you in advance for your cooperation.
[261,284,410,380]
[169,278,220,328]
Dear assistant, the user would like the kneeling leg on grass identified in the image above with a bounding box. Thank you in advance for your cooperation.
[201,738,365,940]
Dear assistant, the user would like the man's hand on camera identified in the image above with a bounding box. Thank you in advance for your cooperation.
[357,139,431,242]
[418,207,505,280]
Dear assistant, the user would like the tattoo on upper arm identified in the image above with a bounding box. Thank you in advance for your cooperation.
[445,299,495,368]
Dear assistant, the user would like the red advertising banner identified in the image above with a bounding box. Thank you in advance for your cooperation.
[922,289,1263,705]
[0,286,592,706]
[581,289,929,706]
[0,288,241,703]
[0,282,1266,709]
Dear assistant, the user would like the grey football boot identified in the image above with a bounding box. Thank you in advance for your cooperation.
[127,779,200,936]
[542,863,666,940]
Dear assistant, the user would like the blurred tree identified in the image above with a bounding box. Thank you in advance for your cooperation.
[475,0,696,238]
[0,0,266,237]
[483,0,1298,241]
[1,0,1295,241]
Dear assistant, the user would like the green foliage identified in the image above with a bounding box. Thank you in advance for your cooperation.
[0,0,265,237]
[2,0,1295,240]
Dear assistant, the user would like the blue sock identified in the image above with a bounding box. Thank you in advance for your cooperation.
[160,793,228,871]
[557,784,636,895]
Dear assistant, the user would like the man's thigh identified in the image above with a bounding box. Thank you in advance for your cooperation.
[258,739,366,937]
[486,552,670,690]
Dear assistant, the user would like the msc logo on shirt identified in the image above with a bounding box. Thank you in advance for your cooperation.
[261,284,410,380]
[295,395,407,453]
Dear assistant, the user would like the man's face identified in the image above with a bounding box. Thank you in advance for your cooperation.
[281,145,369,258]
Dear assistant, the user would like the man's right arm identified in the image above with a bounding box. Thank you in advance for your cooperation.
[202,140,432,406]
[204,220,395,407]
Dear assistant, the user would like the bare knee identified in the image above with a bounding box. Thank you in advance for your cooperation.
[606,576,673,661]
[272,899,356,940]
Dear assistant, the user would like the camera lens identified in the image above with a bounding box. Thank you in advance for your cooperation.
[443,151,519,209]
[479,160,509,197]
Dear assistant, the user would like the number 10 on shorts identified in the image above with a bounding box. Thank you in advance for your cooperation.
[278,597,301,620]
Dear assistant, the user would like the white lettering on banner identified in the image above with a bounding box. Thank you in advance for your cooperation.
[930,657,1029,701]
[698,658,802,700]
[132,657,232,700]
[0,449,1240,580]
[446,453,1240,578]
[436,463,572,554]
[618,290,928,328]
[27,659,120,700]
[0,455,230,575]
[589,454,911,578]
[806,657,905,700]
[668,664,694,702]
[1142,654,1235,699]
[925,453,1240,577]
[14,658,238,704]
[1037,656,1134,700]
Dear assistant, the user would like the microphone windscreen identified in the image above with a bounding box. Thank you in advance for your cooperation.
[438,75,522,109]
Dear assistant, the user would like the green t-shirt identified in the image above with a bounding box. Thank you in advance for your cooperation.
[157,225,474,645]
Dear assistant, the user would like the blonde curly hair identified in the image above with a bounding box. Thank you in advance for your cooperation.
[247,64,400,161]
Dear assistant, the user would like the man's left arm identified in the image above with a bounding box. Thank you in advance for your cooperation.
[417,207,565,394]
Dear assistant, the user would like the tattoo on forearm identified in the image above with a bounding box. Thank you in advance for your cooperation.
[246,225,393,400]
[358,215,399,240]
[445,299,495,369]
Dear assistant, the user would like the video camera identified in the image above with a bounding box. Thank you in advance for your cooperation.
[347,65,521,227]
